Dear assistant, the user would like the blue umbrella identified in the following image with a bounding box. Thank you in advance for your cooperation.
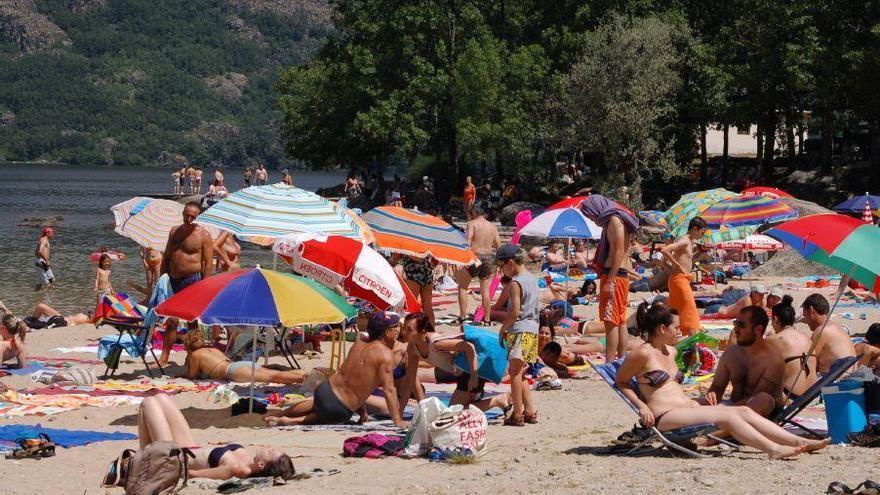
[518,207,602,239]
[833,193,880,213]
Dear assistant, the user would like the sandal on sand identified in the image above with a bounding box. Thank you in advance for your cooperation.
[504,414,525,427]
[856,480,880,495]
[827,482,855,494]
[524,411,538,424]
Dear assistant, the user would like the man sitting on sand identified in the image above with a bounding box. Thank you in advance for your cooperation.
[802,293,857,374]
[182,323,304,384]
[264,312,408,428]
[708,306,785,417]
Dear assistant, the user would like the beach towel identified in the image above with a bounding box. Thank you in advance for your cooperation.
[0,363,45,375]
[343,433,405,458]
[0,424,136,453]
[667,273,700,334]
[278,421,403,433]
[454,325,508,384]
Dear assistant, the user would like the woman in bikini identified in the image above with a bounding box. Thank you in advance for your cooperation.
[616,301,830,459]
[138,393,294,480]
[1,314,28,368]
[212,231,242,273]
[183,327,305,384]
[765,295,817,398]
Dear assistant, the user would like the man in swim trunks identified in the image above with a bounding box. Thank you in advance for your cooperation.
[264,312,408,428]
[159,201,214,365]
[456,206,501,325]
[660,216,706,336]
[580,195,640,363]
[802,293,857,374]
[34,226,55,292]
[708,305,785,417]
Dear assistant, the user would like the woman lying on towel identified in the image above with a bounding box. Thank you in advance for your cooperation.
[182,323,305,384]
[0,314,28,368]
[616,301,830,459]
[138,393,295,480]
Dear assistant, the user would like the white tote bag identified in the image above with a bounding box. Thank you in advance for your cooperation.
[428,405,488,456]
[403,397,449,457]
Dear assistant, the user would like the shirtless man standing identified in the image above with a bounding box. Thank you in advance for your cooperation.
[802,293,857,374]
[708,306,785,417]
[456,207,501,325]
[213,231,242,272]
[34,227,55,292]
[159,201,214,365]
[660,217,706,336]
[264,312,407,428]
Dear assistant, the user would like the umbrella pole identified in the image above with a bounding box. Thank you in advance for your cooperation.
[249,326,258,414]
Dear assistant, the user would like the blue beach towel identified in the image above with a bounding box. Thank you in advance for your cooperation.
[0,424,136,453]
[454,325,508,384]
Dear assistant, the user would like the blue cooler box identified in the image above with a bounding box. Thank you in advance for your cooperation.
[821,380,868,444]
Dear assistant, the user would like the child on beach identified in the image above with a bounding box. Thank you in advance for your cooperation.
[94,254,114,305]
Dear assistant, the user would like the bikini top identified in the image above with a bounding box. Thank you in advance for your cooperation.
[639,369,684,388]
[208,443,244,468]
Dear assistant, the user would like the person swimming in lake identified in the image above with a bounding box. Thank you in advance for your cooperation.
[137,394,294,480]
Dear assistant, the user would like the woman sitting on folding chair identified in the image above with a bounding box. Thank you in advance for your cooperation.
[615,301,830,459]
[182,323,305,384]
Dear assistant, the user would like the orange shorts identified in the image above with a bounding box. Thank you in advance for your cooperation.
[668,272,701,334]
[598,274,630,326]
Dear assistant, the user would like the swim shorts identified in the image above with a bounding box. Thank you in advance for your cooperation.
[466,254,495,280]
[402,257,434,288]
[34,259,54,288]
[506,332,538,364]
[598,274,629,326]
[170,273,202,294]
[313,379,355,424]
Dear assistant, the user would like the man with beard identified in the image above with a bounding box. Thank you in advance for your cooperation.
[707,305,785,417]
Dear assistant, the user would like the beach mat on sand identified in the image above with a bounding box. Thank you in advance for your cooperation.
[0,424,136,453]
[0,363,45,375]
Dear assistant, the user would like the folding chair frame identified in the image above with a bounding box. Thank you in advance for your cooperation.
[101,318,164,379]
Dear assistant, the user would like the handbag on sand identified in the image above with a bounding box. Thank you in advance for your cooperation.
[429,405,488,457]
[102,441,194,495]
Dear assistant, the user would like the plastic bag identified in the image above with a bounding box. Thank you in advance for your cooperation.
[402,397,447,457]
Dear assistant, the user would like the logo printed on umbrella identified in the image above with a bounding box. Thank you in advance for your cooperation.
[293,260,341,286]
[563,226,578,234]
[355,273,393,299]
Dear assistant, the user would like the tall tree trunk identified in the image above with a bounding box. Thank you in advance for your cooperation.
[872,119,880,192]
[756,123,764,179]
[797,123,804,170]
[821,106,834,174]
[721,123,729,183]
[762,114,776,182]
[786,124,796,163]
[699,123,708,186]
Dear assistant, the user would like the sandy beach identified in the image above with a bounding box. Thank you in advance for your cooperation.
[1,274,876,495]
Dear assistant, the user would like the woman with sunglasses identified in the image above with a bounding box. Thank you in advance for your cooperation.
[616,301,830,459]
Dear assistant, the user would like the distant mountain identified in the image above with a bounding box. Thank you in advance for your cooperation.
[0,0,331,167]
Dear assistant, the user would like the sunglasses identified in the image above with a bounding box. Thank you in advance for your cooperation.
[733,319,747,328]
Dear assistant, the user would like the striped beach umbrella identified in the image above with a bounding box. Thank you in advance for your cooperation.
[362,206,478,266]
[863,201,874,224]
[111,197,198,251]
[767,213,880,292]
[519,207,602,239]
[195,183,368,242]
[155,268,356,327]
[664,188,738,238]
[741,186,793,199]
[701,195,798,230]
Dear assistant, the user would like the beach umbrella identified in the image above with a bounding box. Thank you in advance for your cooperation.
[272,233,421,312]
[518,207,602,239]
[361,206,478,265]
[701,195,798,230]
[833,193,880,213]
[155,267,355,411]
[741,186,793,199]
[331,201,375,245]
[638,210,667,227]
[195,183,368,242]
[715,234,784,252]
[863,201,874,224]
[111,197,190,251]
[664,188,738,238]
[766,213,880,292]
[546,195,590,210]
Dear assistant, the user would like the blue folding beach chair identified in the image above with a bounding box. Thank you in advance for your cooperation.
[772,355,859,438]
[589,359,738,458]
[97,308,164,379]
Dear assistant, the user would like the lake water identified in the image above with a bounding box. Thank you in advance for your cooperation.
[0,165,345,315]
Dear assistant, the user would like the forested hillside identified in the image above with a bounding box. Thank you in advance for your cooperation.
[0,0,330,167]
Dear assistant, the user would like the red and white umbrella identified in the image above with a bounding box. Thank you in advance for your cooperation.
[716,234,784,252]
[863,200,874,224]
[273,233,421,313]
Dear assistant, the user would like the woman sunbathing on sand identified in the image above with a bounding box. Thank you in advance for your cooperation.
[138,394,294,480]
[1,314,28,368]
[616,301,830,459]
[182,325,305,384]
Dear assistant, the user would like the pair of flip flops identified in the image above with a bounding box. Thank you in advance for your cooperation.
[827,481,880,494]
[4,433,55,460]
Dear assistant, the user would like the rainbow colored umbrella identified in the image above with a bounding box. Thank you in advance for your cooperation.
[766,213,880,292]
[155,268,356,327]
[362,206,477,265]
[664,188,738,238]
[638,210,667,227]
[702,195,798,229]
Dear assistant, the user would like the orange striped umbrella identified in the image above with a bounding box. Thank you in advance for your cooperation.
[361,207,477,265]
